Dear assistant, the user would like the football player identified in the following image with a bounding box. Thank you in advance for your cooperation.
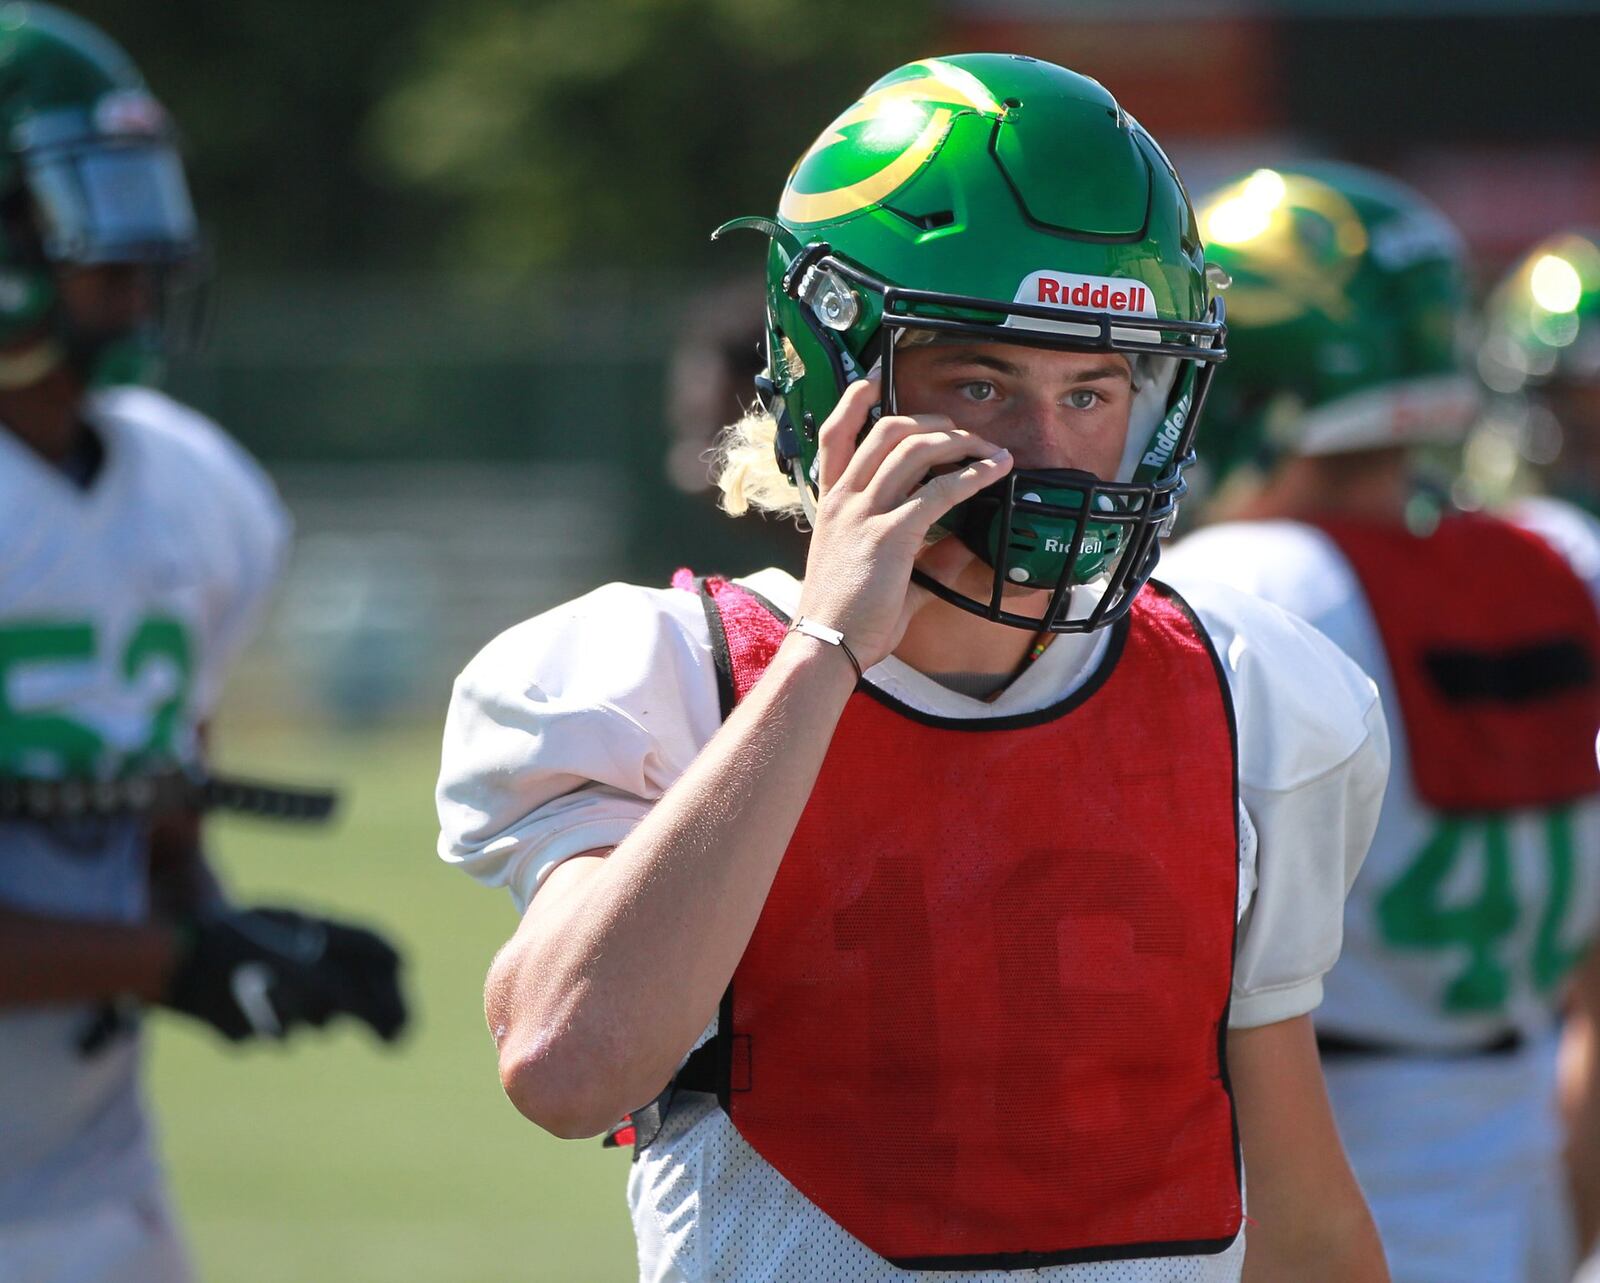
[0,7,407,1281]
[439,56,1390,1281]
[1481,231,1600,1277]
[1164,165,1600,1283]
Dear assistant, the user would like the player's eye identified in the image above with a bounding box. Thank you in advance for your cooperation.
[1066,388,1103,411]
[960,381,997,403]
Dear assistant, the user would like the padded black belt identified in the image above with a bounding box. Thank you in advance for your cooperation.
[1316,1029,1526,1060]
[0,770,338,823]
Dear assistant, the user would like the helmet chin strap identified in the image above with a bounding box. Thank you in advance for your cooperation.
[0,339,64,388]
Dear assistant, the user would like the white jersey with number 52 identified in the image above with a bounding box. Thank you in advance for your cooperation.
[0,385,289,1222]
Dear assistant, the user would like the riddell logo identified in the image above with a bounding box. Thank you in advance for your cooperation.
[1141,394,1191,470]
[1034,277,1150,313]
[1007,271,1158,338]
[1044,535,1102,555]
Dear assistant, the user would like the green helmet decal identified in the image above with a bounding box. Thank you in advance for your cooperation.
[0,3,199,385]
[778,58,1005,227]
[1195,162,1477,484]
[718,53,1226,634]
[1482,230,1600,392]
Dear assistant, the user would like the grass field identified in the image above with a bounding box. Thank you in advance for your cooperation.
[146,718,639,1282]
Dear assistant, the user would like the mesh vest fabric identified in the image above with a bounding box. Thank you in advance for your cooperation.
[1314,515,1600,812]
[678,573,1243,1270]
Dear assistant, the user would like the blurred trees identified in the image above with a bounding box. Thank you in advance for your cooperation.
[366,0,932,270]
[69,0,441,271]
[67,0,933,273]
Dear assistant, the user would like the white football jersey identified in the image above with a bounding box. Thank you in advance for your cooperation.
[438,566,1389,1283]
[0,386,289,1221]
[1163,517,1600,1283]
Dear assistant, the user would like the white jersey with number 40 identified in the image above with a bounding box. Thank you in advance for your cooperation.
[1167,515,1600,1050]
[1164,511,1600,1283]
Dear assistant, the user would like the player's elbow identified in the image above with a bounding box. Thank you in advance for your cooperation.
[496,1034,623,1140]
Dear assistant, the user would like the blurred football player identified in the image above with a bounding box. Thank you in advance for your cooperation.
[1165,164,1600,1283]
[439,55,1390,1281]
[1481,231,1600,1278]
[0,7,407,1280]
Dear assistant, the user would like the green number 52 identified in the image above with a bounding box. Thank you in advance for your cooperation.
[0,617,192,776]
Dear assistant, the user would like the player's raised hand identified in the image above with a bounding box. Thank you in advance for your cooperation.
[799,373,1011,669]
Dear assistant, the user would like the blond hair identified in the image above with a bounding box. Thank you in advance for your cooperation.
[711,408,809,521]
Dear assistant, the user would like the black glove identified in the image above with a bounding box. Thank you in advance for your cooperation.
[161,905,408,1044]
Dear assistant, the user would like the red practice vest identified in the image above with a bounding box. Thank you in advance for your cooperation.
[1315,515,1600,812]
[675,572,1243,1270]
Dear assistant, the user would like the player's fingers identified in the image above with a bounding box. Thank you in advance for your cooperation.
[907,534,982,611]
[326,922,401,967]
[859,428,1005,509]
[835,412,959,494]
[917,532,980,584]
[814,374,881,497]
[891,448,1013,536]
[365,977,409,1042]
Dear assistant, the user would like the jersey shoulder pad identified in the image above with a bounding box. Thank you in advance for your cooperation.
[93,386,291,577]
[1162,520,1362,630]
[1166,573,1384,794]
[1506,496,1600,605]
[454,580,714,717]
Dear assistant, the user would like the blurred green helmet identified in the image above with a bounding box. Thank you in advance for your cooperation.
[1481,230,1600,393]
[1194,162,1477,485]
[0,3,200,386]
[716,53,1226,633]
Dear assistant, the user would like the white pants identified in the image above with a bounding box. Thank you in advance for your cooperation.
[0,1192,194,1283]
[1324,1038,1576,1283]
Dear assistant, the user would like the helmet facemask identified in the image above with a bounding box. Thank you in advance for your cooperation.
[11,96,206,384]
[766,247,1225,633]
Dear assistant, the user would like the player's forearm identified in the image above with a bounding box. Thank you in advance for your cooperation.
[146,806,225,917]
[0,906,179,1006]
[1561,946,1600,1250]
[489,632,858,1138]
[1228,1019,1389,1283]
[1240,1206,1388,1283]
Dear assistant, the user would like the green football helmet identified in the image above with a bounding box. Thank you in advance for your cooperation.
[1481,230,1600,393]
[716,53,1226,634]
[0,3,200,387]
[1193,162,1477,488]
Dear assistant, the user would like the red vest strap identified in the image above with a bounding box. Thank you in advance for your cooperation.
[1314,516,1600,811]
[672,570,787,718]
[682,573,1243,1268]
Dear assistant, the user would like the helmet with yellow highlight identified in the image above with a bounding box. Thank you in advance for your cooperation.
[1194,161,1477,487]
[716,53,1227,634]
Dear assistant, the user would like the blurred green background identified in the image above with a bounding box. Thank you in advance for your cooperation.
[39,0,1600,1278]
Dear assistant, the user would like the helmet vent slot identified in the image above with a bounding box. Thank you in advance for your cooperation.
[886,206,956,233]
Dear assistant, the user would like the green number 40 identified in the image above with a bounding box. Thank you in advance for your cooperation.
[1377,810,1584,1014]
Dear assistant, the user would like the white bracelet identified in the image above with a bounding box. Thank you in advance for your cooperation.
[788,615,863,681]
